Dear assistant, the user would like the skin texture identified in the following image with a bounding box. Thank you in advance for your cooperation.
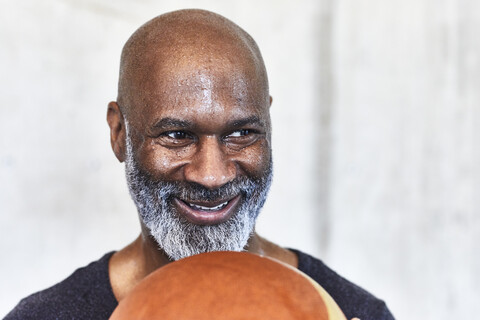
[106,9,297,302]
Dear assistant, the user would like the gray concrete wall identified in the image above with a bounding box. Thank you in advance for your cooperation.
[1,1,478,319]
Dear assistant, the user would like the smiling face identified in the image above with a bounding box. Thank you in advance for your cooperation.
[108,10,273,260]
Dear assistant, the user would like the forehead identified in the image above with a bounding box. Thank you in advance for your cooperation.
[128,48,269,125]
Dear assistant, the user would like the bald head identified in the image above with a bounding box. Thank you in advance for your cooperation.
[117,9,269,118]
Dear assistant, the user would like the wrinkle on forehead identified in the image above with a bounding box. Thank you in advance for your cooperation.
[117,9,269,117]
[143,67,264,120]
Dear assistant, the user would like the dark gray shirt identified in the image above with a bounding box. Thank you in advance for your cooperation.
[5,250,394,319]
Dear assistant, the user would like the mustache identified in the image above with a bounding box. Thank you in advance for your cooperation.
[148,177,259,203]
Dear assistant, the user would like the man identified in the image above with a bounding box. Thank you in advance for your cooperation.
[6,9,394,320]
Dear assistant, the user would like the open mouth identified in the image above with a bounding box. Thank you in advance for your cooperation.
[173,195,241,225]
[186,200,229,212]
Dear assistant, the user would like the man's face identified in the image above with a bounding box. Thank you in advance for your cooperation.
[123,52,272,260]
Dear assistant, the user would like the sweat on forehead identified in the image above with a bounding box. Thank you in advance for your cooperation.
[117,9,269,116]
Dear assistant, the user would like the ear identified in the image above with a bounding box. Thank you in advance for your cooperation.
[107,101,126,163]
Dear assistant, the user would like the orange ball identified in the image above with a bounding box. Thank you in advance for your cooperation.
[110,251,347,320]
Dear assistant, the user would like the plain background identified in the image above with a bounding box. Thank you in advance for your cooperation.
[1,0,479,319]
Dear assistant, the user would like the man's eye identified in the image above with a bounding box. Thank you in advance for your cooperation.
[224,129,260,149]
[157,131,195,147]
[228,129,251,137]
[164,131,190,139]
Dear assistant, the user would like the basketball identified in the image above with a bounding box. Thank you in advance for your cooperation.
[110,251,347,320]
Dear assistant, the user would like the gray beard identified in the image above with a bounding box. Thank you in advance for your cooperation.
[124,135,272,261]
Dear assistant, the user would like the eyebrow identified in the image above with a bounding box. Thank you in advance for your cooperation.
[151,117,194,130]
[227,116,265,128]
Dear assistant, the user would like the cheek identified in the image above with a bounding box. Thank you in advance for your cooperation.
[233,141,271,178]
[137,141,192,179]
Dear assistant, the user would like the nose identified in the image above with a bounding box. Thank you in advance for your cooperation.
[183,136,236,189]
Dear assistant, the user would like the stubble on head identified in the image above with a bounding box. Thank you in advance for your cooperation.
[116,9,270,121]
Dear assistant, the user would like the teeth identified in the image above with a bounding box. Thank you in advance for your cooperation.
[188,201,229,211]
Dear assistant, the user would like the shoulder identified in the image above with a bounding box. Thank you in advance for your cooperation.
[5,252,118,320]
[291,249,395,320]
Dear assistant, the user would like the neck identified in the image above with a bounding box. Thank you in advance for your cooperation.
[109,228,297,302]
